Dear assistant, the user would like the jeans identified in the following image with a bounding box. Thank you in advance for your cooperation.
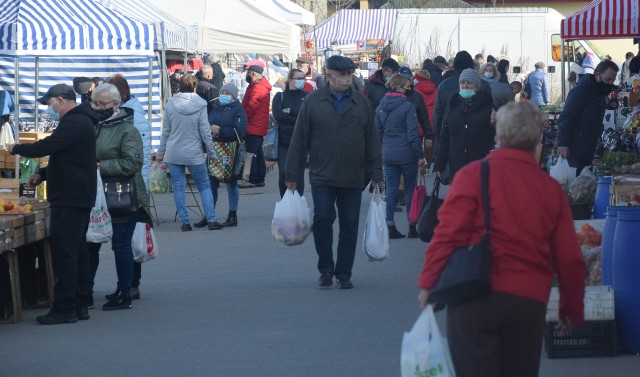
[111,216,138,296]
[245,134,266,184]
[88,242,142,295]
[278,143,304,198]
[211,177,239,211]
[49,207,91,312]
[311,185,362,280]
[167,162,216,224]
[384,163,417,226]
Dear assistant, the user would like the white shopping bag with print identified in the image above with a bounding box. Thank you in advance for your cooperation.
[86,171,112,243]
[401,305,456,377]
[131,222,158,262]
[363,186,389,261]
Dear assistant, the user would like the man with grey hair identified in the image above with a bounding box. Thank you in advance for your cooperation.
[7,84,98,324]
[197,65,219,113]
[527,61,549,106]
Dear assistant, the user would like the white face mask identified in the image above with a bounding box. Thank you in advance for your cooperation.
[484,72,493,79]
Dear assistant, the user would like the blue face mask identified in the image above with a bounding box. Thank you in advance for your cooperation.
[483,72,493,79]
[459,88,476,99]
[294,79,305,90]
[46,106,60,121]
[219,95,233,106]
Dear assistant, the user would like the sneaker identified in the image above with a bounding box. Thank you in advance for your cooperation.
[255,182,266,187]
[193,218,207,228]
[105,290,121,300]
[336,277,354,289]
[130,286,140,300]
[208,221,225,230]
[388,225,406,239]
[181,223,192,232]
[36,310,78,325]
[76,307,90,321]
[238,180,256,188]
[102,292,132,311]
[317,273,333,289]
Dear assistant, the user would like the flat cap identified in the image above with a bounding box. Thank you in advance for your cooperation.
[382,58,400,71]
[37,84,76,104]
[247,65,264,75]
[325,55,355,71]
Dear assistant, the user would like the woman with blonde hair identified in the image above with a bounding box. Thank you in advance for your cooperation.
[480,62,515,110]
[418,101,585,377]
[376,74,425,238]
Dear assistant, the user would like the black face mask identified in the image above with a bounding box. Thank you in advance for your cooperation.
[404,89,414,97]
[246,75,253,84]
[97,108,115,122]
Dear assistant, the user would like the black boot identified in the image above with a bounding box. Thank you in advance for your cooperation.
[407,224,419,238]
[388,225,406,239]
[193,218,207,228]
[223,211,237,227]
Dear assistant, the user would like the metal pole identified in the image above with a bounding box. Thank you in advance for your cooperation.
[34,56,39,132]
[561,39,566,101]
[148,57,153,133]
[13,57,19,178]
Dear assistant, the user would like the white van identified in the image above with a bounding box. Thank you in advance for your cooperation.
[393,7,604,102]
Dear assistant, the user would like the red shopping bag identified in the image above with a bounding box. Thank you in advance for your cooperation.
[408,171,427,224]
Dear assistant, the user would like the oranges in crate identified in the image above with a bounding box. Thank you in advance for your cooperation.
[0,199,32,214]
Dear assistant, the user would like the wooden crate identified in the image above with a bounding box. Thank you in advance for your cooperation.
[0,250,22,324]
[0,179,20,200]
[18,132,51,144]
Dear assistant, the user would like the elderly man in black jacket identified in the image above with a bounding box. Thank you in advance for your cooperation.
[8,84,98,325]
[557,60,619,174]
[286,56,383,290]
[196,65,219,113]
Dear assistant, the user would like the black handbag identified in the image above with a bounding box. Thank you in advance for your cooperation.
[417,178,443,242]
[429,159,492,308]
[103,176,139,217]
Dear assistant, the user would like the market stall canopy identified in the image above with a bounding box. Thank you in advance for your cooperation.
[263,0,315,26]
[149,0,301,56]
[561,0,640,40]
[305,9,398,50]
[94,0,198,52]
[0,0,154,56]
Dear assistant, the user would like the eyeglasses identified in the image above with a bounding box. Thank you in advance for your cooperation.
[90,100,117,109]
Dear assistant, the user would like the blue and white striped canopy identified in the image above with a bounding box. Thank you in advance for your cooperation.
[305,9,398,49]
[0,0,154,56]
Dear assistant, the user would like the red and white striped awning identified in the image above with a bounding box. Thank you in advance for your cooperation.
[561,0,640,40]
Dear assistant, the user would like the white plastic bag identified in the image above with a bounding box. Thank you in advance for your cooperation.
[363,186,389,261]
[86,171,113,243]
[549,156,576,188]
[131,222,158,262]
[401,305,456,377]
[0,123,15,145]
[271,190,312,246]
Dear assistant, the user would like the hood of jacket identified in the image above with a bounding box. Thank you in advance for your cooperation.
[414,76,436,93]
[378,93,409,112]
[123,96,144,114]
[170,92,207,115]
[369,69,386,86]
[578,73,614,95]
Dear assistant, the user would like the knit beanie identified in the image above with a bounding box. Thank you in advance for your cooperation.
[453,51,474,72]
[382,58,400,72]
[459,68,482,88]
[220,83,239,100]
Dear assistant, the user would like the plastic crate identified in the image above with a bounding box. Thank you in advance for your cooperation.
[545,320,617,358]
[547,286,615,321]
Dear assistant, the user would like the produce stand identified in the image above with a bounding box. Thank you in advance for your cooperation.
[0,202,52,324]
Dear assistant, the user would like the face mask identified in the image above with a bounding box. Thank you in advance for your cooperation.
[97,108,115,122]
[294,79,305,90]
[404,89,414,97]
[219,95,232,106]
[384,75,392,82]
[46,106,60,121]
[245,75,253,84]
[329,75,352,92]
[413,79,418,85]
[459,88,476,99]
[483,72,493,79]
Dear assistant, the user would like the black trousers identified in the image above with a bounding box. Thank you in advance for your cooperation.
[446,291,547,377]
[49,207,91,313]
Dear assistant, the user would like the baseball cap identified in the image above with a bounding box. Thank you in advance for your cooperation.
[37,84,77,104]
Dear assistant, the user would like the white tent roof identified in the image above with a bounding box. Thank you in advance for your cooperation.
[262,0,315,26]
[149,0,301,55]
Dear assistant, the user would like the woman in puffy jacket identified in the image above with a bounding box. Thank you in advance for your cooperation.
[193,83,247,228]
[434,69,494,180]
[376,74,424,239]
[271,69,307,197]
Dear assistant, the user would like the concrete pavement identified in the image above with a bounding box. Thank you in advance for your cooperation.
[1,169,639,377]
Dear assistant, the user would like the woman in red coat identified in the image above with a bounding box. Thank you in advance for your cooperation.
[413,70,437,137]
[417,101,585,377]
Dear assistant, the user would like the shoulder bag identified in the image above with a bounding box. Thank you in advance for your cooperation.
[428,159,492,308]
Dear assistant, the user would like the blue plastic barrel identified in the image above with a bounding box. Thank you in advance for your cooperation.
[594,176,612,219]
[601,206,623,286]
[612,207,640,353]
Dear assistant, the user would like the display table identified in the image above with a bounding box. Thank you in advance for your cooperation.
[0,206,52,324]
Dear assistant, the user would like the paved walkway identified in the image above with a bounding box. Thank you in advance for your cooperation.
[1,169,639,376]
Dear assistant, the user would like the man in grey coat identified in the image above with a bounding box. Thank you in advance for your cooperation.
[286,55,383,290]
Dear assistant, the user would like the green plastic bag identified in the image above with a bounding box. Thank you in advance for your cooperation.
[149,161,169,194]
[20,158,38,185]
